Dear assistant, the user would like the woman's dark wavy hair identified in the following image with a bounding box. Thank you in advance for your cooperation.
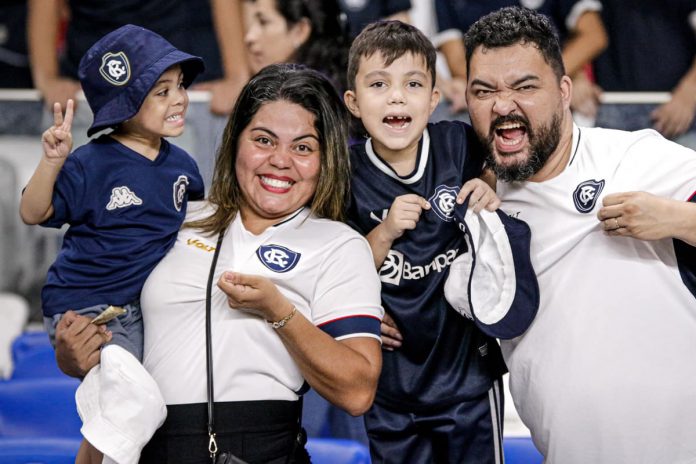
[264,0,350,92]
[187,64,351,235]
[464,6,566,81]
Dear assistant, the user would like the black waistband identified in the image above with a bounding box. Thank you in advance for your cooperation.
[161,400,301,435]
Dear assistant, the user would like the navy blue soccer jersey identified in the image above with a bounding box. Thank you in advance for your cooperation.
[347,121,507,411]
[41,135,204,317]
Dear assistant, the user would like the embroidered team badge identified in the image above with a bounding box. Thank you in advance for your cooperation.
[172,175,190,211]
[428,185,459,222]
[573,179,605,213]
[99,52,130,86]
[256,245,301,273]
[106,186,142,210]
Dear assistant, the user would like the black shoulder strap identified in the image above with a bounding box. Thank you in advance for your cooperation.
[206,230,226,459]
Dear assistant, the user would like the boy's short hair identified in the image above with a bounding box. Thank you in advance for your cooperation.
[78,24,205,136]
[464,7,565,80]
[347,20,437,90]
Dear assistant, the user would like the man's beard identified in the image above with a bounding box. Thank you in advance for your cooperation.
[481,112,562,182]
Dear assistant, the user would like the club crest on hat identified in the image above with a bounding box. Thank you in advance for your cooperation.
[256,245,301,273]
[99,52,131,86]
[573,179,605,213]
[428,185,459,222]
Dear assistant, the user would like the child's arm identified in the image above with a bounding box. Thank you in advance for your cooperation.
[456,178,501,213]
[19,99,74,225]
[366,194,431,268]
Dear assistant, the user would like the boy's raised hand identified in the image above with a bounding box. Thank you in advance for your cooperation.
[382,194,431,241]
[42,99,74,165]
[456,178,501,213]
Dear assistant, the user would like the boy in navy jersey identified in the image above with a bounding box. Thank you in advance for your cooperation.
[343,20,509,464]
[20,25,204,464]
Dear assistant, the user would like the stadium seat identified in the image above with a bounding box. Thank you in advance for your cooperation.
[306,438,370,464]
[10,331,67,379]
[504,436,544,464]
[0,378,81,438]
[0,294,28,379]
[0,437,80,464]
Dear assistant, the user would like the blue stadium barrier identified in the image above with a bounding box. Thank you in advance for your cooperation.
[306,438,371,464]
[0,378,81,438]
[504,436,543,464]
[10,331,67,379]
[0,437,81,464]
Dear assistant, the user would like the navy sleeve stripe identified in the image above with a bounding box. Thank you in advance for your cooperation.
[318,315,381,339]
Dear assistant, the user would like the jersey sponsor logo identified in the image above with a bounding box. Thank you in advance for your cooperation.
[379,248,459,285]
[573,179,605,213]
[256,245,301,273]
[99,52,130,86]
[106,186,143,210]
[172,175,189,211]
[186,238,216,253]
[370,209,389,223]
[428,185,459,222]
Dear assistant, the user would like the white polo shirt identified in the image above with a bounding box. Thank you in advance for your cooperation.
[141,203,383,405]
[498,125,696,463]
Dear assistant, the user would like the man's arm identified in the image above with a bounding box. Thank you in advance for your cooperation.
[54,311,112,378]
[196,0,250,115]
[27,0,81,110]
[651,57,696,139]
[562,10,608,77]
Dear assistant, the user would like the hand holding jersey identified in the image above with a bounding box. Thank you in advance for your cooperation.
[598,191,696,244]
[218,271,295,322]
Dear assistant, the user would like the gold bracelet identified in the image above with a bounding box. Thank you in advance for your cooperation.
[268,306,297,329]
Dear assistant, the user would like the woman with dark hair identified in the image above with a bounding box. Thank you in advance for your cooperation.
[53,64,384,464]
[243,0,349,91]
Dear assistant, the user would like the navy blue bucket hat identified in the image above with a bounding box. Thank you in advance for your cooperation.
[443,197,540,340]
[78,24,205,136]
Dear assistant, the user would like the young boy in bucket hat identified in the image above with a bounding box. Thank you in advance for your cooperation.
[19,24,205,464]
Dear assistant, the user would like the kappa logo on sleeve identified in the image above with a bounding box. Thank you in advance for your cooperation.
[256,245,301,273]
[99,52,131,86]
[573,179,605,213]
[106,186,143,210]
[428,185,459,222]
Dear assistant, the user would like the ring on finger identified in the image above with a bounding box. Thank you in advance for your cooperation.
[614,218,620,229]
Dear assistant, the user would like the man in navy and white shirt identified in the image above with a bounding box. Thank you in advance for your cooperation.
[465,7,696,463]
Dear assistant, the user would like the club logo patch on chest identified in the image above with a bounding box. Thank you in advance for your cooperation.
[172,175,189,211]
[573,179,605,213]
[428,185,459,221]
[256,245,301,273]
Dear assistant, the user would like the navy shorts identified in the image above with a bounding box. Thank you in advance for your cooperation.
[365,378,504,464]
[43,300,144,362]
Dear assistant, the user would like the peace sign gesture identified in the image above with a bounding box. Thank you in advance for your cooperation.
[42,99,74,164]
